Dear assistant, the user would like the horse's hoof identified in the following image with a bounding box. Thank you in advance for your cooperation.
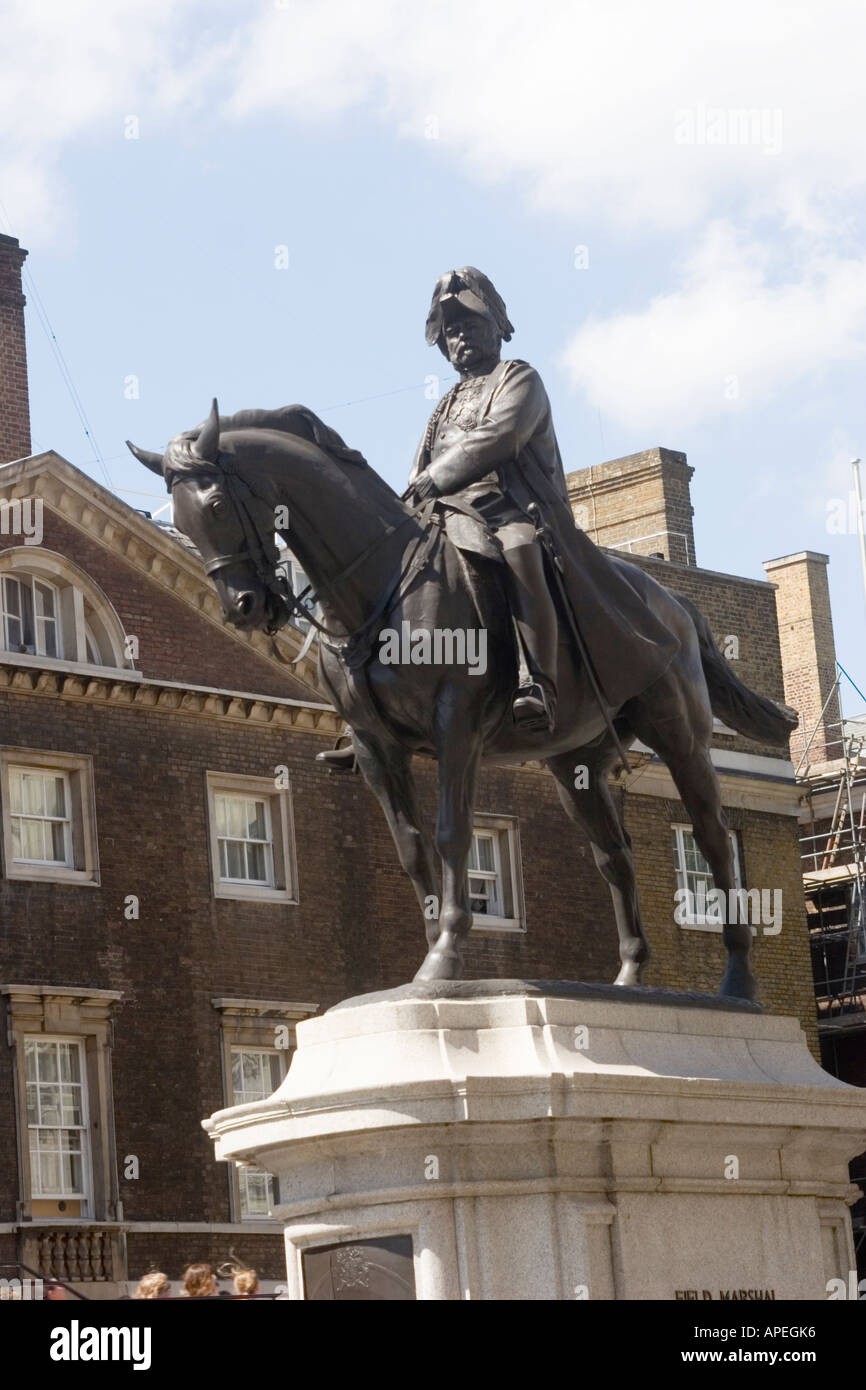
[413,943,464,983]
[718,963,758,1001]
[613,963,644,987]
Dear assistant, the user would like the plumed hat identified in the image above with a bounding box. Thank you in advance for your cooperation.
[425,267,514,347]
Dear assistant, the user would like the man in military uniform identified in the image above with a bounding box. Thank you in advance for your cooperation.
[407,266,564,730]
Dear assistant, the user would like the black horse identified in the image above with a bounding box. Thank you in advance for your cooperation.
[129,401,797,998]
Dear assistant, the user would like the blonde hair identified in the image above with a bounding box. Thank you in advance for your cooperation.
[182,1263,217,1298]
[233,1267,259,1297]
[134,1271,169,1300]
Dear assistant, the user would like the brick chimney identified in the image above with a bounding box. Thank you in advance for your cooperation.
[566,446,695,566]
[762,551,842,767]
[0,234,31,465]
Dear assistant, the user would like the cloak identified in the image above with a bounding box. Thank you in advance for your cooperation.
[409,359,680,709]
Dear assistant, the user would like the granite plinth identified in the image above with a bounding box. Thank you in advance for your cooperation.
[203,988,866,1300]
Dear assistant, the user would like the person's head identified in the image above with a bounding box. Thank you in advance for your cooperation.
[44,1281,66,1301]
[182,1263,217,1298]
[425,267,513,375]
[440,303,502,376]
[232,1267,259,1298]
[134,1271,170,1300]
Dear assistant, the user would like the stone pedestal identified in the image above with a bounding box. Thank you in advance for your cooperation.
[202,984,866,1300]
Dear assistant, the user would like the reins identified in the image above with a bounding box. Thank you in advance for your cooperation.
[195,459,440,668]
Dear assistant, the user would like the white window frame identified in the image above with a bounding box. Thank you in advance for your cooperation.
[0,573,62,659]
[8,766,73,868]
[211,997,317,1227]
[215,793,275,887]
[206,771,298,904]
[672,822,744,934]
[469,813,525,933]
[23,1036,93,1215]
[0,748,100,886]
[229,1046,286,1221]
[0,549,135,674]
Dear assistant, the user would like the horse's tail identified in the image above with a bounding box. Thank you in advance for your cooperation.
[674,592,799,747]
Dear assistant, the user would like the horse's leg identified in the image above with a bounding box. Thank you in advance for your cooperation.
[546,743,650,986]
[351,730,440,950]
[630,694,757,1001]
[414,685,482,982]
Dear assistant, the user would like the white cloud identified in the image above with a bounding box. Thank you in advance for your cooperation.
[223,0,866,233]
[0,0,211,240]
[560,223,866,433]
[6,0,866,427]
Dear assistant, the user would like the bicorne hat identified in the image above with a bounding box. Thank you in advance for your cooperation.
[425,267,514,347]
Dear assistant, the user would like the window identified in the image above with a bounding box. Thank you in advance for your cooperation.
[9,768,72,866]
[206,772,297,903]
[0,550,134,672]
[215,794,273,885]
[468,815,524,932]
[1,575,60,657]
[672,823,743,932]
[2,984,123,1237]
[211,997,317,1225]
[24,1039,90,1215]
[0,748,99,885]
[230,1048,285,1219]
[278,552,317,633]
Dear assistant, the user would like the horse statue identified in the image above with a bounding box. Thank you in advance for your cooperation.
[128,398,796,1000]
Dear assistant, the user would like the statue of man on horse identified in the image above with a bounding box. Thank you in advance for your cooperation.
[127,266,797,998]
[321,266,682,768]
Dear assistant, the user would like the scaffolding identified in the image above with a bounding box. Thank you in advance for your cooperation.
[796,672,866,1021]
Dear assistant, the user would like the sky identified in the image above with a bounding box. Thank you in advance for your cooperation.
[2,0,866,714]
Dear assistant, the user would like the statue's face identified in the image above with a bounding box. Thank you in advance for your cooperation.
[442,308,501,373]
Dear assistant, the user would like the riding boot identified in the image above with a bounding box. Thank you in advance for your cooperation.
[315,736,358,772]
[503,541,558,732]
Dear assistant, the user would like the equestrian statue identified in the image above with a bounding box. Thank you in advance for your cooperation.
[128,267,797,1000]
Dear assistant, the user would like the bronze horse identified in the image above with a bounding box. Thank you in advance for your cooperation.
[129,400,796,999]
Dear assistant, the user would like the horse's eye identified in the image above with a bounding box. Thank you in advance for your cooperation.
[211,498,226,515]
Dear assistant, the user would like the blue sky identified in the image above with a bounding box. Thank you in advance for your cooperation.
[3,0,865,713]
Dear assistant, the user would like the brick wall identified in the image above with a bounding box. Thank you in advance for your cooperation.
[567,447,696,566]
[16,508,313,701]
[607,548,791,760]
[763,551,842,766]
[0,235,30,466]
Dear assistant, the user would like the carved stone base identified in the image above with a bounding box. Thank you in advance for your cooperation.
[202,987,866,1300]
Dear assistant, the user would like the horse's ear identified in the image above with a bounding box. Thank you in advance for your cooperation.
[193,398,220,463]
[126,441,164,475]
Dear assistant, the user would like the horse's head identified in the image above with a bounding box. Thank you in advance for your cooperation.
[127,399,290,634]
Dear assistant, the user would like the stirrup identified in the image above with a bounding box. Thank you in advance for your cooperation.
[315,743,358,773]
[512,683,555,733]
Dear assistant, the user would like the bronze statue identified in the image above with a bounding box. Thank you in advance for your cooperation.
[128,268,796,1000]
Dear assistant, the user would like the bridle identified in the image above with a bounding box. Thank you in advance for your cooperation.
[188,456,440,662]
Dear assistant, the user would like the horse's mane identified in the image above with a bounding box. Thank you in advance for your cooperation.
[167,402,403,512]
[215,404,370,470]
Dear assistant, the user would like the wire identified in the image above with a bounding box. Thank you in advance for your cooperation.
[838,660,866,708]
[0,199,114,491]
[320,376,456,411]
[23,269,115,490]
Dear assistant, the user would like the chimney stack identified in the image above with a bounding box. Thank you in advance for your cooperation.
[762,551,842,767]
[0,234,31,465]
[566,447,696,566]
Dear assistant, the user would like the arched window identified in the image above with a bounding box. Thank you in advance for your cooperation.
[0,574,61,658]
[0,549,134,672]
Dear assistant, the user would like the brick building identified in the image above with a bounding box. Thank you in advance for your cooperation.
[763,548,866,1274]
[0,234,820,1296]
